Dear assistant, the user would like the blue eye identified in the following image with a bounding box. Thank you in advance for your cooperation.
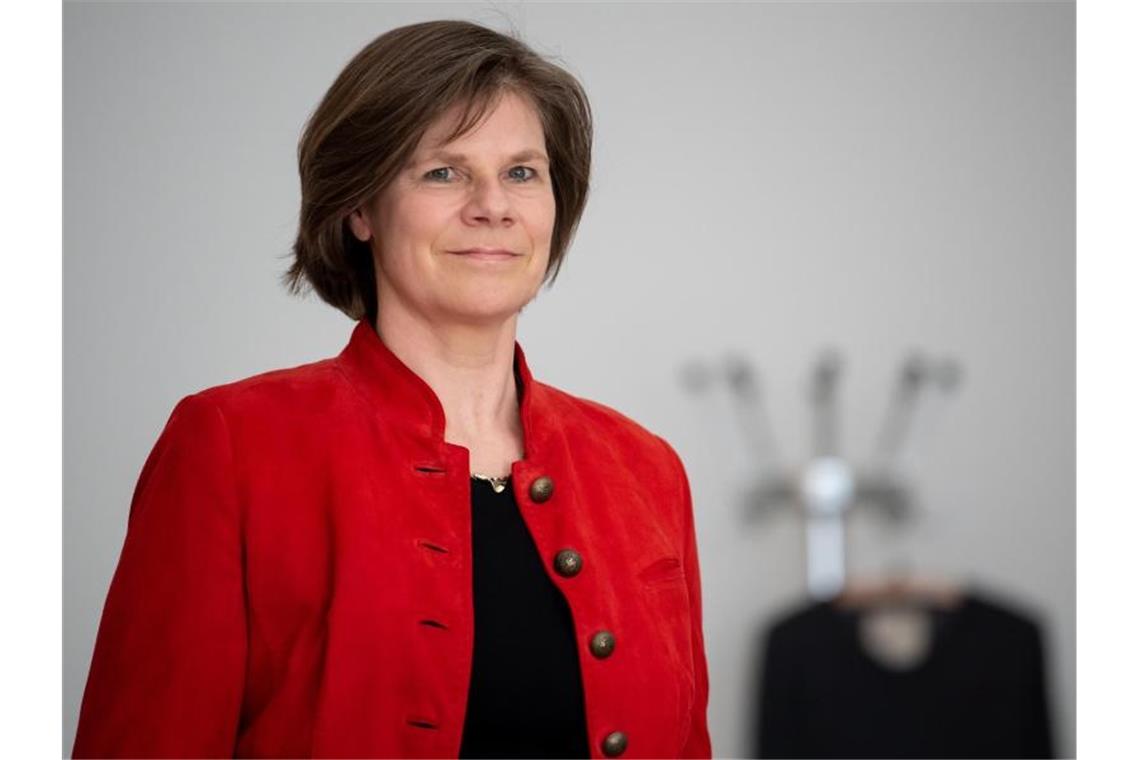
[423,165,538,183]
[508,166,537,182]
[424,167,456,182]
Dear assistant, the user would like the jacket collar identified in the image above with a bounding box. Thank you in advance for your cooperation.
[334,318,546,455]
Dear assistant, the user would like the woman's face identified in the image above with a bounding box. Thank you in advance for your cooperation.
[350,91,556,327]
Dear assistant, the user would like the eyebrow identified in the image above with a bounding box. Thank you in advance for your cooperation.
[414,149,550,166]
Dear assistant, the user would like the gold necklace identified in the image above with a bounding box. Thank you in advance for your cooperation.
[471,472,510,493]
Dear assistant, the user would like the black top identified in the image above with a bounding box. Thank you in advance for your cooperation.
[459,476,591,759]
[754,588,1056,759]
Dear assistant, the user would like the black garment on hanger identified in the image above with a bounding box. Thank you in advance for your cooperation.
[459,476,590,759]
[753,586,1055,759]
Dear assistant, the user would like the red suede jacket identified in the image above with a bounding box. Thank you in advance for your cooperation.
[73,318,712,759]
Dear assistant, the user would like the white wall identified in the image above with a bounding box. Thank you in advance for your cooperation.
[65,2,1074,756]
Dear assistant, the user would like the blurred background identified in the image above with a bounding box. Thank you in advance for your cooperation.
[64,1,1074,757]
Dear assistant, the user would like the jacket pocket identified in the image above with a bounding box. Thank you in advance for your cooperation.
[637,555,686,587]
[633,553,696,746]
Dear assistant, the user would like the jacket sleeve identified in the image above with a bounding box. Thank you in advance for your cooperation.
[72,393,247,759]
[659,436,713,758]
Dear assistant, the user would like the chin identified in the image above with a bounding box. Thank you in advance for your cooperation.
[438,279,541,321]
[440,293,531,324]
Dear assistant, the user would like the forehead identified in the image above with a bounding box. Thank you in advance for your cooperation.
[417,91,545,152]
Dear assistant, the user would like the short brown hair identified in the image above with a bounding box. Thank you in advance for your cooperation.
[282,20,594,322]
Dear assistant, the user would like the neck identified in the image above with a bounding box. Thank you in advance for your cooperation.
[373,304,522,453]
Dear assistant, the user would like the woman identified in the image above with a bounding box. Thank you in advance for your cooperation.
[73,19,711,759]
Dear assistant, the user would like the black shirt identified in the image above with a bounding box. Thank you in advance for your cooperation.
[754,588,1056,758]
[459,475,591,759]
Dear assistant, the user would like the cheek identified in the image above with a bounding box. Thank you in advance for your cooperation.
[381,194,451,251]
[526,194,557,247]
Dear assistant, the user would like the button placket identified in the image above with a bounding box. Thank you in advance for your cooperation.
[524,468,627,753]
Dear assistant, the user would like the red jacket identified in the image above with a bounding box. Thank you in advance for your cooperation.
[73,318,712,759]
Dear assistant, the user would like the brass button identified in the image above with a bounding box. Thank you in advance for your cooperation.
[589,630,616,659]
[553,549,582,577]
[529,475,554,503]
[602,731,628,757]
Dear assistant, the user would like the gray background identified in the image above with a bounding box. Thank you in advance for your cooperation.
[64,1,1074,756]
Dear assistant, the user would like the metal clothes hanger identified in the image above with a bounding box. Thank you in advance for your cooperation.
[681,347,965,603]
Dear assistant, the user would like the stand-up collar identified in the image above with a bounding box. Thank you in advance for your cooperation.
[334,318,541,451]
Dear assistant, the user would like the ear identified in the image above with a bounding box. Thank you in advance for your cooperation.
[348,208,373,242]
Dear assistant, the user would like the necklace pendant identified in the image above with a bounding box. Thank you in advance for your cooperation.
[472,473,509,493]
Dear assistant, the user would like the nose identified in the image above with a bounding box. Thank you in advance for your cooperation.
[460,176,514,227]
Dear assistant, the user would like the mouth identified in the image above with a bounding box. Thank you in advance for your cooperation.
[447,248,522,261]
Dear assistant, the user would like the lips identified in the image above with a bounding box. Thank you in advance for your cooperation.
[448,248,521,260]
[450,248,519,256]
